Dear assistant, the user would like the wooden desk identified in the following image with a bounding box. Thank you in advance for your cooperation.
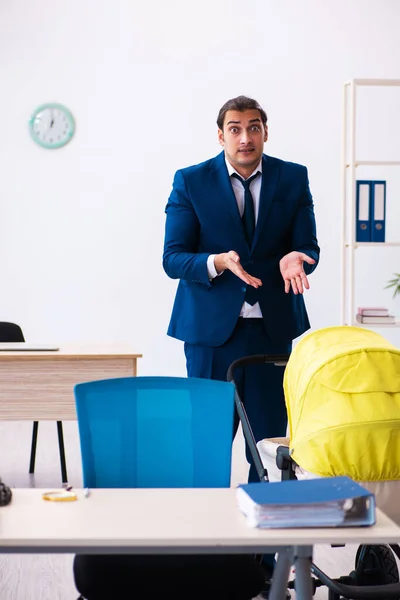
[0,346,142,421]
[1,488,398,553]
[0,488,399,600]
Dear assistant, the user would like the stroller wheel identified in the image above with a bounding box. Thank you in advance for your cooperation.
[354,544,399,586]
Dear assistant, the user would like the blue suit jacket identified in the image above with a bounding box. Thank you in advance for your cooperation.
[163,152,320,347]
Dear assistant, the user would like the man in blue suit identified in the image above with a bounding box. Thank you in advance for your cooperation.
[163,95,320,482]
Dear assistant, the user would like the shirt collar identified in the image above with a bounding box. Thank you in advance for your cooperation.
[225,157,262,180]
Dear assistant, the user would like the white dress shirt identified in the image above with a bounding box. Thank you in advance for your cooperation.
[207,158,263,318]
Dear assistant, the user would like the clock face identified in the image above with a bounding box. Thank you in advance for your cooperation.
[29,103,75,149]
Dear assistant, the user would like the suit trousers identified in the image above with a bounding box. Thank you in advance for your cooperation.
[184,317,292,483]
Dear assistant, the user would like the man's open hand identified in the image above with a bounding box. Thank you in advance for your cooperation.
[279,251,315,294]
[214,251,262,289]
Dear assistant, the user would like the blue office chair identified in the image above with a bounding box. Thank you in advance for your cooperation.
[73,376,265,600]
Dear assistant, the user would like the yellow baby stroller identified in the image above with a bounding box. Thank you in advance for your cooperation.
[228,326,400,599]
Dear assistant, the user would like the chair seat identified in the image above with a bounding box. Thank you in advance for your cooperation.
[73,553,266,600]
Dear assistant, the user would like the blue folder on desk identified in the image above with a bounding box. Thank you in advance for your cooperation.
[236,476,376,529]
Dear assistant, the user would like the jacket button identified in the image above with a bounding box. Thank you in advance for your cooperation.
[241,286,247,292]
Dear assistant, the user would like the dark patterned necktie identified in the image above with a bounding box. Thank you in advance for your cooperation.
[231,171,261,305]
[231,172,260,248]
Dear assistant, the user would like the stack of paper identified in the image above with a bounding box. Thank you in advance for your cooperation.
[236,476,375,529]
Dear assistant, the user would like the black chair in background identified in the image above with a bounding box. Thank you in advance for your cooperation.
[0,322,68,483]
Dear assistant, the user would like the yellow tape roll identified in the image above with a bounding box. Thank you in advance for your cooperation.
[42,490,77,502]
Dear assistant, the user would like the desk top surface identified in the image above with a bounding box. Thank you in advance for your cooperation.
[0,488,399,553]
[0,344,142,359]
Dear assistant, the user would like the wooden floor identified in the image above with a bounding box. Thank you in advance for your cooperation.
[0,421,395,599]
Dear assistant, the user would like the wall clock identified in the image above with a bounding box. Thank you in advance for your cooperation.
[29,103,75,149]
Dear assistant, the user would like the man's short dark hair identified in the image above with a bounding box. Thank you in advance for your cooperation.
[217,95,268,130]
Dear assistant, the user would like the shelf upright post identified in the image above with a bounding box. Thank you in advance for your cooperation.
[341,82,350,325]
[348,80,357,326]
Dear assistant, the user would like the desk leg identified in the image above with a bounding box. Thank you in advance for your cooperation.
[57,422,68,484]
[293,545,313,600]
[269,547,293,600]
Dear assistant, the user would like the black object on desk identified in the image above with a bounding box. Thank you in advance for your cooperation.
[0,478,12,506]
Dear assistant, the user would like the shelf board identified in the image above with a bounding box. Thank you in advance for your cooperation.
[352,320,400,328]
[345,242,400,248]
[346,161,400,167]
[345,79,400,87]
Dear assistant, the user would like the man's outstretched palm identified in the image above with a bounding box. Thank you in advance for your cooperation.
[279,251,315,294]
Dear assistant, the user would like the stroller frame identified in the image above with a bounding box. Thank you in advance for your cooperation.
[228,354,400,600]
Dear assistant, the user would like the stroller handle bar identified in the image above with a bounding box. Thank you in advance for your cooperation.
[226,354,290,383]
[227,354,290,484]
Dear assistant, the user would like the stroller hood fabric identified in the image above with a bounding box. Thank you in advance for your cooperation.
[284,326,400,481]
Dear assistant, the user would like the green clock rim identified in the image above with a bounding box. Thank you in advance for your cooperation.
[28,103,75,149]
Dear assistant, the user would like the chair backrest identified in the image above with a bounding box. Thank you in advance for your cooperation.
[74,376,235,489]
[0,322,24,342]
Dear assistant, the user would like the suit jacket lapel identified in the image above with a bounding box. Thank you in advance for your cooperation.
[211,152,245,233]
[252,154,280,251]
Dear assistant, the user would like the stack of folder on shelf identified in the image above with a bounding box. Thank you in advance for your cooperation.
[356,307,395,325]
[356,180,386,242]
[236,476,375,529]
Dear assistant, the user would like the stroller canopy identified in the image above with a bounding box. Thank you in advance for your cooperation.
[284,326,400,481]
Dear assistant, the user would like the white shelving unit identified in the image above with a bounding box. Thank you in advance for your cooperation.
[341,79,400,328]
